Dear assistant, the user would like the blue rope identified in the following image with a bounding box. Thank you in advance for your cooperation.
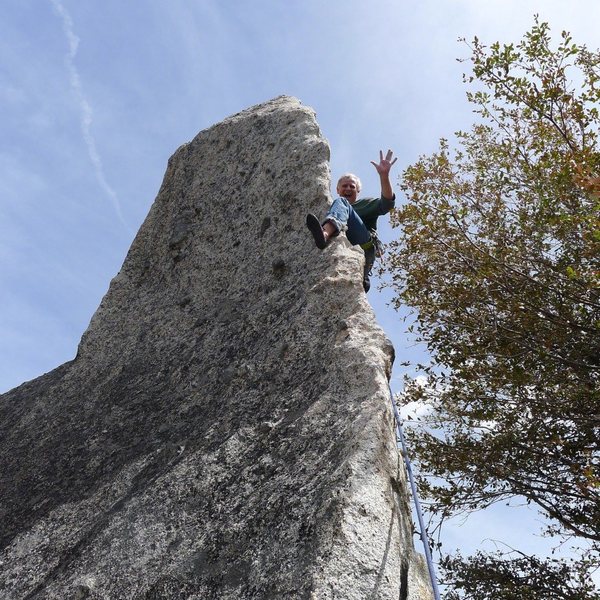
[388,383,442,600]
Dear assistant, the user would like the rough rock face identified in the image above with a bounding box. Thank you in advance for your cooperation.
[0,96,433,599]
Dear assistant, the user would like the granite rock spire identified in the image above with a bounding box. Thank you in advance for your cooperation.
[0,96,433,599]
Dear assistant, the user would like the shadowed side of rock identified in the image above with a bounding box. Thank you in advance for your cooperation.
[0,96,433,599]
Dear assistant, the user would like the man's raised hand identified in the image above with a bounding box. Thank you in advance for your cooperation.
[371,149,397,176]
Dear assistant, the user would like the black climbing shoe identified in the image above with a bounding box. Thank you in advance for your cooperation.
[306,214,327,249]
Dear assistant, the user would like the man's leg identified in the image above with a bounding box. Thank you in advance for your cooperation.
[344,209,371,246]
[361,242,376,293]
[345,209,375,292]
[306,197,351,249]
[306,199,375,292]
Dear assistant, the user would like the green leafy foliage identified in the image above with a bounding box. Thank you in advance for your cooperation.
[384,19,600,598]
[442,551,598,600]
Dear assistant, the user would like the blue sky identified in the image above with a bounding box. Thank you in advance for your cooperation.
[2,0,598,585]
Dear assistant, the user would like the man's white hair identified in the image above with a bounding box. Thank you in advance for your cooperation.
[337,173,362,193]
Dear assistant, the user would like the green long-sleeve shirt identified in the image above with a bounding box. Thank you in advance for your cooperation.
[352,194,395,232]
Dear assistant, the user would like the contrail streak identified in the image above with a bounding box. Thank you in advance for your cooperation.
[50,0,127,227]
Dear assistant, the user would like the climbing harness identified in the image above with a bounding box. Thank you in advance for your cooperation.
[388,383,442,600]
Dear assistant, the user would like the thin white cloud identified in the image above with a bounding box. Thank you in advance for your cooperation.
[399,399,434,422]
[49,0,126,226]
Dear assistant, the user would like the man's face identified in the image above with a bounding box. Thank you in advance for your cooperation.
[337,177,359,204]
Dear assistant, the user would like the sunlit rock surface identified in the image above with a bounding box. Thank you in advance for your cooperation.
[0,96,433,599]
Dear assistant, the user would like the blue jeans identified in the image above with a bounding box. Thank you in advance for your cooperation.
[324,197,371,246]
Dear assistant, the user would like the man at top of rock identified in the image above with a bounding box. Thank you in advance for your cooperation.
[306,149,397,292]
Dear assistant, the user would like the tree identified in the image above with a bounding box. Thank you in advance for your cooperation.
[384,19,600,598]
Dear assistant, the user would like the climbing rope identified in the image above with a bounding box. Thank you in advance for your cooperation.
[388,383,442,600]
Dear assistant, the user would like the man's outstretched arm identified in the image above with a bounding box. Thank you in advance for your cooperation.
[370,149,397,200]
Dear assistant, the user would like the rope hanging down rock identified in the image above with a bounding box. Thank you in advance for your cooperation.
[388,383,442,600]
